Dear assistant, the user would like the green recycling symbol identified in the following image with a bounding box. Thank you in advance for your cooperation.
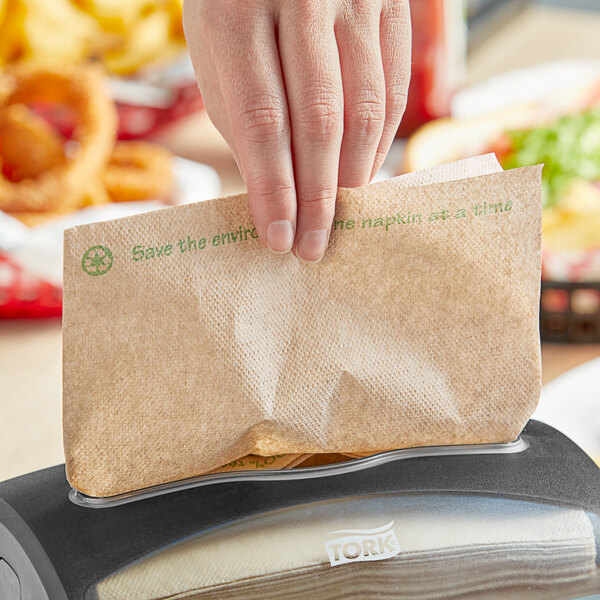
[82,245,113,276]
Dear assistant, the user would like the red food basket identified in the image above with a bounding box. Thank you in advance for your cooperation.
[0,254,62,319]
[27,80,203,142]
[115,80,203,140]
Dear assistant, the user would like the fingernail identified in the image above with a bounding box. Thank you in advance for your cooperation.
[267,220,294,253]
[297,229,329,263]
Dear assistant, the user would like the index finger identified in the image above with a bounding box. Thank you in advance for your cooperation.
[278,2,343,263]
[212,7,297,254]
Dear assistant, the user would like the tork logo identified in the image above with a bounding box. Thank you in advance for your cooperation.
[324,521,400,567]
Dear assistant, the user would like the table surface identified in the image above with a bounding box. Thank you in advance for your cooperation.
[1,4,600,483]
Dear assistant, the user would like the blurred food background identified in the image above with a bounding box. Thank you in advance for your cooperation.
[0,0,599,480]
[0,0,185,72]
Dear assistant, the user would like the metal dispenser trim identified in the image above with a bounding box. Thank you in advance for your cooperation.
[70,437,529,508]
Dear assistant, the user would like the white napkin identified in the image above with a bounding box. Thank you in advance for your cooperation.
[97,494,598,600]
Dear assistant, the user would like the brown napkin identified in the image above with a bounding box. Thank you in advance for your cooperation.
[63,156,542,497]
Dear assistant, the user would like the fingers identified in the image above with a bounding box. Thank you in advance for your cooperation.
[371,0,411,179]
[336,4,386,188]
[278,2,343,262]
[184,0,411,261]
[185,1,296,254]
[183,2,239,166]
[188,55,242,172]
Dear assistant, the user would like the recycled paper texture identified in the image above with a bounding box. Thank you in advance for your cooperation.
[63,156,543,497]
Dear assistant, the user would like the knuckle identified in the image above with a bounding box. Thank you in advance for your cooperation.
[300,189,337,209]
[297,89,342,137]
[349,0,380,21]
[384,0,411,26]
[386,85,408,121]
[237,97,288,142]
[347,95,386,138]
[248,179,295,203]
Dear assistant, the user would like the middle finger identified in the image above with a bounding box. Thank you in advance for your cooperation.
[336,3,386,188]
[278,2,344,263]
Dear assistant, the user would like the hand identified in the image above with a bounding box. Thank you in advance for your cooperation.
[184,0,411,262]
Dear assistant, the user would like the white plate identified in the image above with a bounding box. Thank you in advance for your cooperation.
[0,157,221,286]
[452,59,600,118]
[533,358,600,460]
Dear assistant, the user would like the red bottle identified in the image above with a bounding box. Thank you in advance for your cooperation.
[397,0,466,137]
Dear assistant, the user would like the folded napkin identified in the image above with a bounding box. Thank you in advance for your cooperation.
[62,154,542,497]
[212,154,514,474]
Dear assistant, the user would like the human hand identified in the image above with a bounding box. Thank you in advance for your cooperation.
[184,0,411,262]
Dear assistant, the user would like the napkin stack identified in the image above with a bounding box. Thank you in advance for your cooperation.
[97,495,599,600]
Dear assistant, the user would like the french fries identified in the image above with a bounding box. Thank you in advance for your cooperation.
[102,7,182,75]
[0,0,186,74]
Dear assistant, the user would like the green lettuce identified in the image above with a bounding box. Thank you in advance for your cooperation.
[500,108,600,207]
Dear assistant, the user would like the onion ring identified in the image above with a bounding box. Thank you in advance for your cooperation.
[0,64,117,212]
[7,180,112,226]
[0,103,65,181]
[7,177,113,226]
[6,208,73,226]
[103,141,173,203]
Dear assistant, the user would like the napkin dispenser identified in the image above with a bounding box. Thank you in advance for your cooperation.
[1,420,599,600]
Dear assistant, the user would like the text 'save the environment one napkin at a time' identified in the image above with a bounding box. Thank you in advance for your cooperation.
[62,155,543,497]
